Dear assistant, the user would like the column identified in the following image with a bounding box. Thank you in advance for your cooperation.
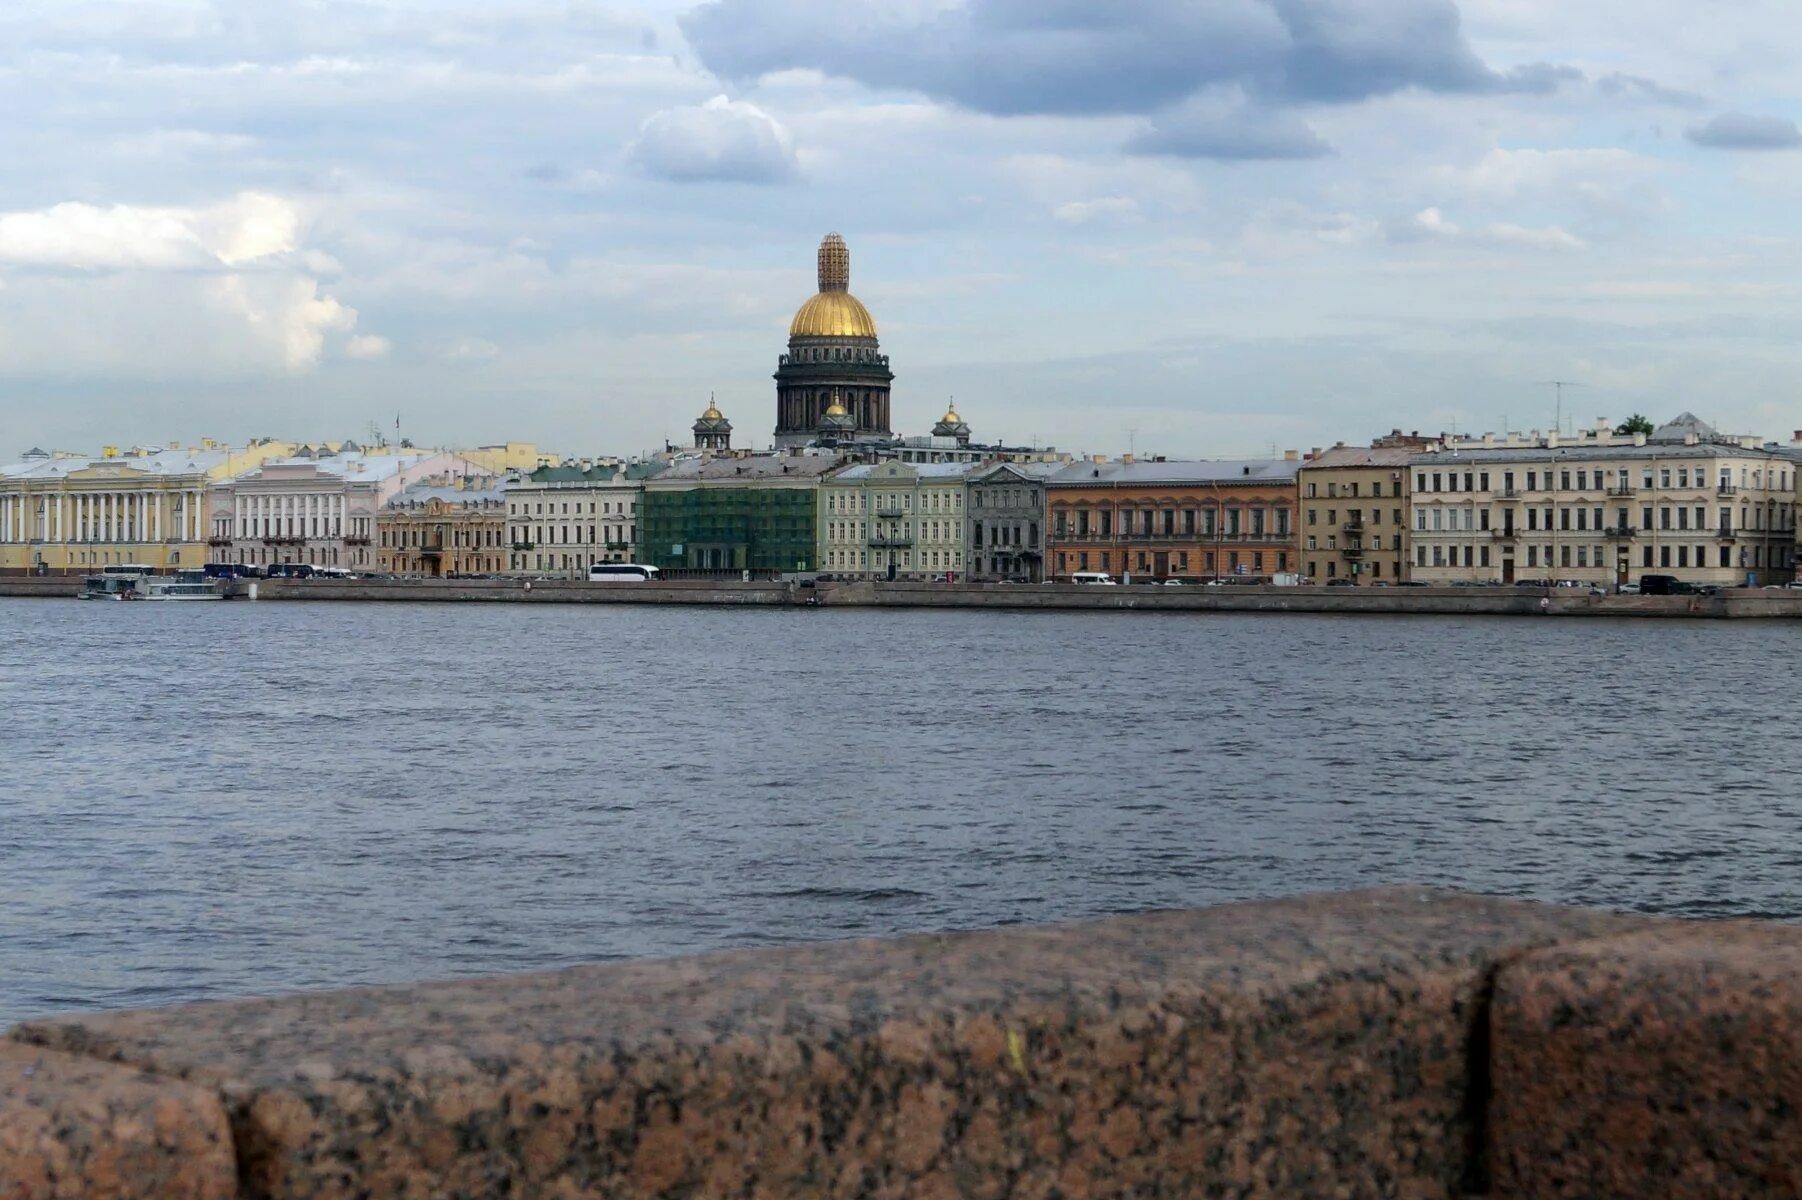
[152,492,161,542]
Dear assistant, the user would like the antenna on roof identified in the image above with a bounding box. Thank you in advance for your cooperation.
[1536,381,1585,436]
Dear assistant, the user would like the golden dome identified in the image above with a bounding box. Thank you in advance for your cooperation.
[825,391,848,417]
[789,232,879,339]
[702,401,723,420]
[941,404,961,423]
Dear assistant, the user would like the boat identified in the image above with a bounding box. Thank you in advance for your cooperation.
[80,566,224,601]
[142,570,225,601]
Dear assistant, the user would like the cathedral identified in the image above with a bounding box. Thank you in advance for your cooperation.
[773,233,894,447]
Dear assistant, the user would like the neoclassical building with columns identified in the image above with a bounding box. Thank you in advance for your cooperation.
[0,443,290,574]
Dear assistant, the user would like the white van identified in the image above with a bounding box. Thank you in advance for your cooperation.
[589,563,661,582]
[1068,571,1117,586]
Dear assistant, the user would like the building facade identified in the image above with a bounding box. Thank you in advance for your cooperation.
[640,453,843,572]
[966,461,1059,582]
[774,233,894,447]
[0,442,295,574]
[506,462,667,576]
[211,451,481,571]
[1408,415,1797,587]
[1297,444,1418,584]
[818,461,979,579]
[378,478,508,576]
[1046,457,1301,582]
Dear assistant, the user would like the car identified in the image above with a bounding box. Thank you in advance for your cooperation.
[1617,582,1641,595]
[1395,580,1429,587]
[1369,581,1392,587]
[1325,578,1354,587]
[1161,578,1185,586]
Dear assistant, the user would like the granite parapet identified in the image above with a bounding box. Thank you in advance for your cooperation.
[1490,923,1802,1199]
[0,1040,237,1199]
[10,888,1642,1200]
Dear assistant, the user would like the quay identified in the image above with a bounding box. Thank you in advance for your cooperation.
[8,572,1802,617]
[2,888,1795,1198]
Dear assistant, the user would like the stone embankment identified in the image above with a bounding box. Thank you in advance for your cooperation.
[2,888,1796,1198]
[10,572,1802,617]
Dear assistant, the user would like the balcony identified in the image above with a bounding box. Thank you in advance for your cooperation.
[1603,526,1637,539]
[1496,488,1523,500]
[511,541,536,551]
[1606,486,1635,498]
[1490,529,1517,539]
[264,534,303,546]
[875,507,905,519]
[345,536,371,547]
[869,536,914,548]
[605,541,632,551]
[1717,484,1739,496]
[1342,519,1365,534]
[1715,527,1738,541]
[1340,545,1364,559]
[206,536,233,547]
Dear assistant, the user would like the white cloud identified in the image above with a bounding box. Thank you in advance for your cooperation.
[0,192,301,271]
[344,333,391,360]
[211,275,358,372]
[1399,206,1585,250]
[445,338,500,361]
[628,95,798,183]
[1053,197,1141,225]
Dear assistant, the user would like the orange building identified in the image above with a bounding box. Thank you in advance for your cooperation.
[1046,456,1301,582]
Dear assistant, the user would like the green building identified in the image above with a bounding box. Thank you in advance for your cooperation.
[640,453,844,572]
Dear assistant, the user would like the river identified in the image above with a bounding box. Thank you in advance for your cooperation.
[1,597,1795,1023]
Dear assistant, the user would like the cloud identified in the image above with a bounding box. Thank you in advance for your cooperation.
[1596,72,1706,109]
[344,333,391,360]
[445,338,500,361]
[0,192,300,271]
[1685,112,1802,151]
[212,275,358,372]
[628,95,798,183]
[680,0,1564,118]
[1127,101,1331,160]
[1052,197,1140,225]
[1395,206,1584,251]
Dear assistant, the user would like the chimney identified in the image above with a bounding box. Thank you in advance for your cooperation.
[1283,449,1299,462]
[1120,453,1135,464]
[1311,447,1323,459]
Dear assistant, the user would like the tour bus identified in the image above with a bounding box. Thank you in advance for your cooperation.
[1068,571,1117,586]
[588,563,662,583]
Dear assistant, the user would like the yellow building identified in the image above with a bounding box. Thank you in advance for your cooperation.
[378,476,509,576]
[456,443,559,474]
[1297,442,1424,584]
[0,441,297,575]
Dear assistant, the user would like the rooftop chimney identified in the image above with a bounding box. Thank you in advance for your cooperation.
[1283,449,1299,461]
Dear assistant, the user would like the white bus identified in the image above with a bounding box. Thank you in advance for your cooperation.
[588,563,662,582]
[1068,571,1117,586]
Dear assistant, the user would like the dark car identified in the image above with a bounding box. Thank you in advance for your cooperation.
[1638,574,1682,595]
[1395,580,1429,587]
[1325,578,1355,587]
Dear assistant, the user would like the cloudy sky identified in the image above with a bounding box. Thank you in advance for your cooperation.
[4,0,1802,459]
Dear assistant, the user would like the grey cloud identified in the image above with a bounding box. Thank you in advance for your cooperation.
[1597,72,1706,109]
[1127,104,1331,161]
[681,0,1556,117]
[1685,112,1802,150]
[629,96,798,183]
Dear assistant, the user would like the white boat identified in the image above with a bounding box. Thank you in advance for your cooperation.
[143,570,224,601]
[80,567,224,601]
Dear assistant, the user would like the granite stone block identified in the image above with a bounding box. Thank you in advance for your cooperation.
[0,1040,237,1199]
[11,888,1641,1200]
[1490,923,1802,1199]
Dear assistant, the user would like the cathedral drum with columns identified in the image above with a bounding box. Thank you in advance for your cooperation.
[774,233,894,447]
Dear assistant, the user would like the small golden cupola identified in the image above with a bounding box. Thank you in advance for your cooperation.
[932,400,971,447]
[693,394,732,452]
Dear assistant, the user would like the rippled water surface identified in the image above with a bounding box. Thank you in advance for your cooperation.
[1,597,1797,1022]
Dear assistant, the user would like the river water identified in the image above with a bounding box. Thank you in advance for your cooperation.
[0,597,1796,1022]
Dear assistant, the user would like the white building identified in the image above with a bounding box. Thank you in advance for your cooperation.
[818,460,981,578]
[505,462,669,577]
[210,450,489,571]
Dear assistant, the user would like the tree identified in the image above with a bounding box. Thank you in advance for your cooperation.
[1614,414,1655,436]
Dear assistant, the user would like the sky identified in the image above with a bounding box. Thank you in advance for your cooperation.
[4,0,1802,460]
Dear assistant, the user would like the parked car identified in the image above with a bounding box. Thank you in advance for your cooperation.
[1617,582,1641,595]
[1395,580,1429,588]
[1325,578,1354,587]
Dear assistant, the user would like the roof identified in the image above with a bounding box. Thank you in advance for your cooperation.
[385,481,508,508]
[1409,442,1791,466]
[243,452,432,483]
[648,453,845,484]
[970,461,1067,484]
[1046,458,1303,488]
[1648,412,1719,443]
[0,448,229,479]
[1299,445,1419,470]
[826,462,984,483]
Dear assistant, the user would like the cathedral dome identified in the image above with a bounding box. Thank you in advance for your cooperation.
[789,232,879,339]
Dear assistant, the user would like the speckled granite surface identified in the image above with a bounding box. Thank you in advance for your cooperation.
[8,888,1642,1200]
[1490,922,1801,1199]
[0,1040,237,1199]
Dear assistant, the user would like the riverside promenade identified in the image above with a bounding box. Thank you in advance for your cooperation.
[8,573,1802,617]
[2,888,1796,1198]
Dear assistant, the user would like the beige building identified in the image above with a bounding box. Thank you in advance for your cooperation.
[818,460,979,578]
[378,477,509,576]
[1297,443,1421,584]
[506,462,668,577]
[1409,414,1797,587]
[0,441,297,574]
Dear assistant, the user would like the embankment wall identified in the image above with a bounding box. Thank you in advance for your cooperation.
[3,888,1796,1198]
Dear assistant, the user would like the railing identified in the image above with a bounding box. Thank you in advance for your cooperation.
[869,536,914,548]
[511,541,535,551]
[1497,488,1523,499]
[1490,529,1516,539]
[605,541,631,551]
[1343,520,1365,533]
[1340,545,1364,558]
[264,535,303,545]
[1718,484,1738,496]
[345,536,371,547]
[206,537,233,547]
[1603,526,1636,539]
[1715,527,1738,540]
[874,508,905,518]
[419,541,445,553]
[1606,486,1635,498]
